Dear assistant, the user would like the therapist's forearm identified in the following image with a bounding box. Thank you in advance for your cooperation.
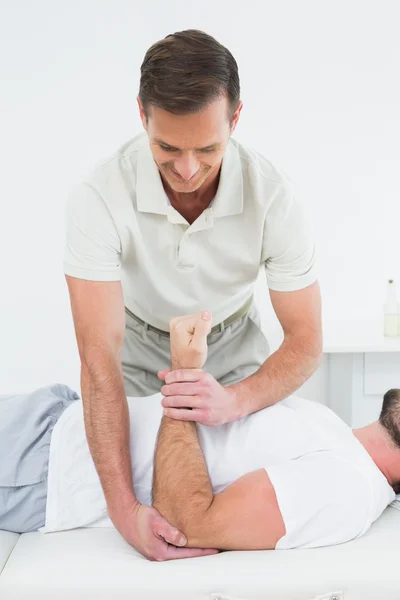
[81,358,137,514]
[229,330,323,418]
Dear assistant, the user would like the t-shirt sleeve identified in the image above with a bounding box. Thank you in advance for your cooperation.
[261,179,318,292]
[266,452,373,549]
[63,182,122,281]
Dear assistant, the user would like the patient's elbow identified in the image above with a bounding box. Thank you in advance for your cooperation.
[152,498,184,532]
[174,499,214,546]
[152,496,210,543]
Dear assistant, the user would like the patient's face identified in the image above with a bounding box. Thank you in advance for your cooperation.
[138,96,242,194]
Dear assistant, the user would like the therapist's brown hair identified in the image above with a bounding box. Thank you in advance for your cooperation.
[138,29,240,125]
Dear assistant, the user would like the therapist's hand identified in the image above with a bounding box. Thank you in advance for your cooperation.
[111,500,218,561]
[161,309,240,426]
[158,369,240,426]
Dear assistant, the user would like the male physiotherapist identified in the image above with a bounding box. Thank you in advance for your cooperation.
[64,29,322,560]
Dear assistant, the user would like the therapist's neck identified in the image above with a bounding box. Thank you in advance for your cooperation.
[353,422,400,489]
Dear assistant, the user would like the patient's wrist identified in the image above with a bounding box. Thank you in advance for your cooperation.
[170,357,197,370]
[170,358,203,370]
[170,358,182,370]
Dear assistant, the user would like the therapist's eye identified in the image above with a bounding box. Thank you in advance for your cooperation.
[159,145,215,153]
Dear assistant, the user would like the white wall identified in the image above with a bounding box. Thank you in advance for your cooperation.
[1,0,399,400]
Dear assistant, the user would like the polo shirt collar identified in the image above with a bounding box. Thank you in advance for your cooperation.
[136,135,243,219]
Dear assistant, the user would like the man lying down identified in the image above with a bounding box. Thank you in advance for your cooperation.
[1,310,399,555]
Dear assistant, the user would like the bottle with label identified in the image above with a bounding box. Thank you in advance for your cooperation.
[384,279,399,337]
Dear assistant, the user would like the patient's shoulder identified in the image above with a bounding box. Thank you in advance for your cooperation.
[281,395,349,428]
[268,451,375,549]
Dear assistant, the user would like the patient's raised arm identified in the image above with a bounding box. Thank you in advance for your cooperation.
[152,312,215,529]
[151,311,285,551]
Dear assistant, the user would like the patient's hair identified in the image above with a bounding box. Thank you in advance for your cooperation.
[379,389,400,448]
[379,388,400,493]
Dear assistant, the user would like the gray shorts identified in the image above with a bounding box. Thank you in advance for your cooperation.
[0,384,79,533]
[121,300,270,396]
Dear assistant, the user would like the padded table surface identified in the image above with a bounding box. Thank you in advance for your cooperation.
[1,507,399,600]
[0,532,19,576]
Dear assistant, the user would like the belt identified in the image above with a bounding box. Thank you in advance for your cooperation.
[125,296,254,338]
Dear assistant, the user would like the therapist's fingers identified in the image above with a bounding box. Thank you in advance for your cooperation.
[162,408,204,422]
[164,545,219,560]
[162,395,202,408]
[157,369,170,381]
[155,521,218,560]
[161,382,200,396]
[164,369,203,384]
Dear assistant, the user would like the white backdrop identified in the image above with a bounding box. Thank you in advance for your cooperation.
[1,0,399,399]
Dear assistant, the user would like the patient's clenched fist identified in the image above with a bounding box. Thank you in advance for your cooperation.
[169,310,213,369]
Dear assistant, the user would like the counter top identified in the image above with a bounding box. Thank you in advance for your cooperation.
[323,317,400,353]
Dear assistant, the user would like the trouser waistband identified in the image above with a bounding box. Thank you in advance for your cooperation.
[125,296,254,338]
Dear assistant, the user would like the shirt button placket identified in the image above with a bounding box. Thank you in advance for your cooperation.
[177,231,194,269]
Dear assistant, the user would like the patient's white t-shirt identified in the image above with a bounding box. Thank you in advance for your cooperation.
[40,394,395,549]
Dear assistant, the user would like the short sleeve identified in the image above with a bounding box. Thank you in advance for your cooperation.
[266,452,372,549]
[262,180,318,292]
[63,182,122,281]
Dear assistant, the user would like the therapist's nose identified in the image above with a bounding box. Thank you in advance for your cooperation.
[174,155,200,180]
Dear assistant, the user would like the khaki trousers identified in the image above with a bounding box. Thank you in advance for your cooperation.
[121,302,270,397]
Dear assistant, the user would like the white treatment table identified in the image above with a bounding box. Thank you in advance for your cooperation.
[1,506,399,600]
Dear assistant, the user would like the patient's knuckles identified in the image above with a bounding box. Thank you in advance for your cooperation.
[169,316,183,330]
[170,312,199,335]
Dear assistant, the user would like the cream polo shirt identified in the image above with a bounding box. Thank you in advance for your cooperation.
[63,131,317,330]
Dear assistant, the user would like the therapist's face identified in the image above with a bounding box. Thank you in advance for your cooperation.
[138,95,242,194]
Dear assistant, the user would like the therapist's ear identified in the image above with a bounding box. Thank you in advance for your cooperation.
[137,96,148,130]
[158,370,171,381]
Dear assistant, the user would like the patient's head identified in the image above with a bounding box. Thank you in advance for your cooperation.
[379,388,400,493]
[353,388,400,493]
[379,389,400,449]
